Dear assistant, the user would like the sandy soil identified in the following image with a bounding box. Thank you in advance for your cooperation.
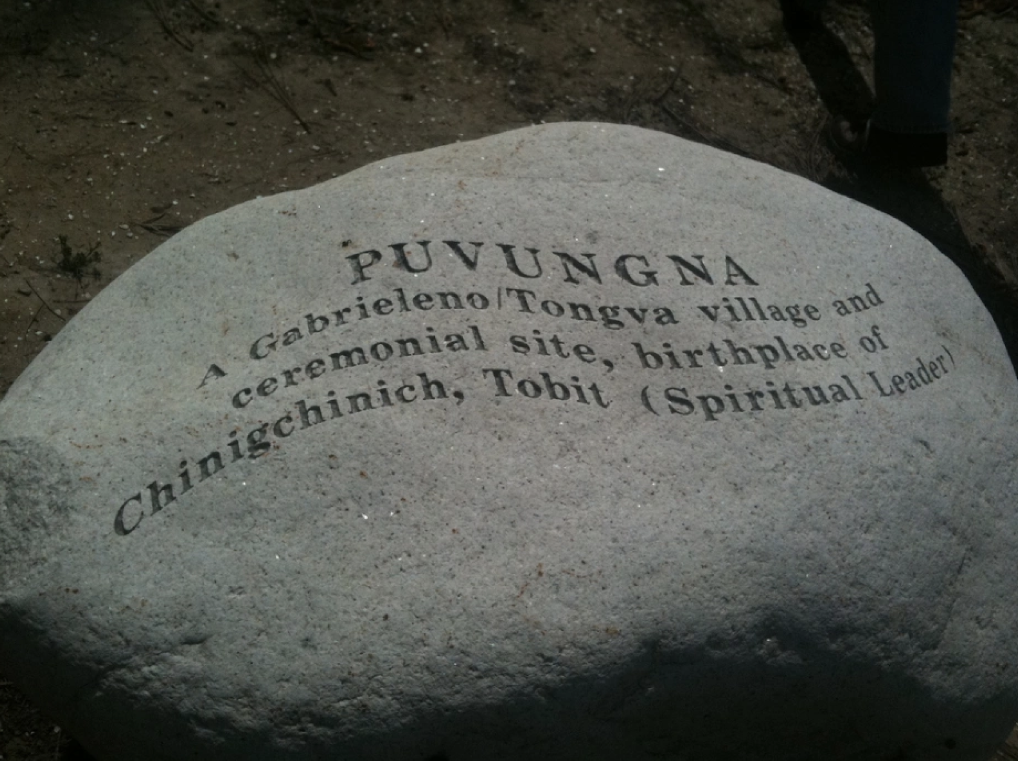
[1,0,1016,757]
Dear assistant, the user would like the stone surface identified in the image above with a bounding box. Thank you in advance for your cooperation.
[1,123,1017,761]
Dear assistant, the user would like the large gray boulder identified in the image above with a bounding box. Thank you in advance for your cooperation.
[2,123,1017,760]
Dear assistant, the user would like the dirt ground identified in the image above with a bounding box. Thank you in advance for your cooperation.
[1,0,1016,758]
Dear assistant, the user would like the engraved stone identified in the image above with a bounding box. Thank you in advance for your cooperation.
[2,123,1017,760]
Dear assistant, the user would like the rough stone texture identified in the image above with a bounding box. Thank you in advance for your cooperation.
[1,123,1017,761]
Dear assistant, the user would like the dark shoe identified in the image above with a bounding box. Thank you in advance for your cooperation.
[830,119,948,168]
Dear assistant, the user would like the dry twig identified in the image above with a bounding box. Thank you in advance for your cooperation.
[237,52,311,134]
[145,0,194,52]
[185,0,221,27]
[22,279,66,324]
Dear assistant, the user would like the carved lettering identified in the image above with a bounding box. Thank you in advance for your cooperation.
[113,237,954,538]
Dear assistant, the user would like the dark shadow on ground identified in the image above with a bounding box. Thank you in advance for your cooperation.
[781,0,874,124]
[60,739,96,760]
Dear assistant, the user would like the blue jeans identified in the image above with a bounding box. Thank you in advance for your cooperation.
[870,0,958,135]
[798,0,958,134]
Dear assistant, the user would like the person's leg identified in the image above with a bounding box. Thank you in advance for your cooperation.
[870,0,958,135]
[797,0,959,166]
